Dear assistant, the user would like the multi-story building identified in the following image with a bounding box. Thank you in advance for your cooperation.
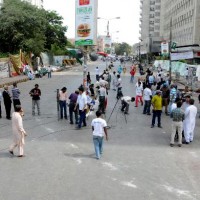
[161,0,200,46]
[139,0,162,55]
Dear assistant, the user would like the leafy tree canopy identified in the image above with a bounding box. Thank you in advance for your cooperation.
[114,42,132,56]
[0,0,67,56]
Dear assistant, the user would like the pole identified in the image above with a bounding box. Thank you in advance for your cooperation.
[107,20,110,36]
[138,43,141,64]
[57,89,60,121]
[83,46,88,88]
[169,18,172,81]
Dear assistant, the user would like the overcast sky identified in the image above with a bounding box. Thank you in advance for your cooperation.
[44,0,140,45]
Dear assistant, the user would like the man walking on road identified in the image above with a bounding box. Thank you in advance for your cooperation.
[151,90,162,128]
[91,111,108,160]
[143,85,152,115]
[95,66,100,81]
[3,85,12,120]
[29,84,41,116]
[183,99,197,144]
[75,86,87,129]
[12,82,21,110]
[68,90,79,124]
[170,101,185,147]
[0,89,2,118]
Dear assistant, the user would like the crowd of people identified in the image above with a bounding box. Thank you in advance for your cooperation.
[0,60,199,159]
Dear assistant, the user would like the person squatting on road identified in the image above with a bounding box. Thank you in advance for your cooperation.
[121,96,135,114]
[75,86,87,129]
[29,84,41,116]
[12,82,21,111]
[151,90,162,128]
[3,85,12,120]
[170,101,185,147]
[91,111,108,160]
[68,90,79,125]
[9,105,26,157]
[58,87,68,120]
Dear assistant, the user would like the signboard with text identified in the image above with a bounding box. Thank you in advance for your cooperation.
[161,42,169,56]
[104,36,112,52]
[75,0,98,46]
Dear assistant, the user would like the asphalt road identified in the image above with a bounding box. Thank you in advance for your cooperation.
[0,60,200,200]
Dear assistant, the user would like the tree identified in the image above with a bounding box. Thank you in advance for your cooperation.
[114,42,132,56]
[0,0,67,56]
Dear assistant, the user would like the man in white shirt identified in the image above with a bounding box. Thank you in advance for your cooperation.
[183,99,197,144]
[91,111,108,159]
[135,81,143,107]
[95,66,100,81]
[75,87,87,129]
[143,85,152,115]
[121,96,135,114]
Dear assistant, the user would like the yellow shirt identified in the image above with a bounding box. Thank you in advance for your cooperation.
[151,95,162,110]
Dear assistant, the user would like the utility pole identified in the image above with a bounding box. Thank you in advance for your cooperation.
[169,18,172,81]
[83,46,88,89]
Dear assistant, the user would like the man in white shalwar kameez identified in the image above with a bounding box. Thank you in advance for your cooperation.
[183,99,197,144]
[9,105,26,157]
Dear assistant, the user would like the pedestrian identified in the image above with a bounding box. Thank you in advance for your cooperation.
[121,96,135,114]
[151,90,162,128]
[143,85,152,115]
[170,101,185,147]
[95,66,100,81]
[130,65,136,83]
[116,74,123,99]
[12,82,21,110]
[58,87,68,119]
[75,86,87,129]
[87,72,91,86]
[198,94,200,118]
[47,66,52,78]
[98,85,106,114]
[29,84,41,116]
[148,72,155,88]
[135,81,143,107]
[168,85,177,114]
[2,85,12,120]
[9,105,26,157]
[112,71,117,91]
[0,88,2,118]
[117,65,123,74]
[68,90,79,124]
[91,110,108,159]
[161,83,170,115]
[183,99,197,144]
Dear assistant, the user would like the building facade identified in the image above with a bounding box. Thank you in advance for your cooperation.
[161,0,200,46]
[139,0,162,55]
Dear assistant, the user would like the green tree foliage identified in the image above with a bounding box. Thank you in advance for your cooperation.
[0,0,67,56]
[114,42,132,56]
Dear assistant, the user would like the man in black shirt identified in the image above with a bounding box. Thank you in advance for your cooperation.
[2,85,12,119]
[29,84,41,116]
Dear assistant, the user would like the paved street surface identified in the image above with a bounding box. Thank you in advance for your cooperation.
[0,61,200,200]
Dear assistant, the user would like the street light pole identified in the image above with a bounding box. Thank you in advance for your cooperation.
[169,18,172,81]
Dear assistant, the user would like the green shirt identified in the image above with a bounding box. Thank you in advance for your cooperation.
[151,95,162,110]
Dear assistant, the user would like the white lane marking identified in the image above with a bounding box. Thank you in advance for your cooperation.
[162,185,195,199]
[102,162,118,171]
[189,151,198,158]
[73,158,82,165]
[121,181,137,189]
[70,143,79,149]
[45,127,55,132]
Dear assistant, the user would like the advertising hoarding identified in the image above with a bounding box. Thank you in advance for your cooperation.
[104,36,112,52]
[75,0,98,46]
[161,42,169,56]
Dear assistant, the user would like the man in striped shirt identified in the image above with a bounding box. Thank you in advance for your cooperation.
[12,83,21,111]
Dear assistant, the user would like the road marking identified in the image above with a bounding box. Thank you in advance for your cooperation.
[70,143,79,149]
[45,127,55,132]
[73,158,82,165]
[189,151,199,158]
[102,162,118,171]
[121,181,137,189]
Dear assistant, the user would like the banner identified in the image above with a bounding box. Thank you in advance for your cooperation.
[75,0,98,46]
[161,42,169,56]
[170,51,194,61]
[104,36,112,52]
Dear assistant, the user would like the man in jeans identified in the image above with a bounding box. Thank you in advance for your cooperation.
[91,111,108,159]
[170,101,185,147]
[143,85,152,115]
[29,84,41,116]
[75,87,87,129]
[151,90,162,128]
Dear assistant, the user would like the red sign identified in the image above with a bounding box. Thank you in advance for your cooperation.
[79,0,90,5]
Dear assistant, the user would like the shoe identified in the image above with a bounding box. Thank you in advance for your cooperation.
[83,124,87,127]
[151,125,154,128]
[70,122,74,124]
[178,144,182,147]
[170,144,174,147]
[9,150,14,155]
[65,117,68,120]
[0,116,2,118]
[135,106,138,107]
[124,112,129,114]
[158,125,162,128]
[190,140,193,143]
[147,113,151,115]
[143,112,146,114]
[6,117,11,120]
[183,141,189,144]
[76,126,81,129]
[17,155,25,158]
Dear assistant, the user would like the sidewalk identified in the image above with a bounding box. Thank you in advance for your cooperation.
[0,75,29,88]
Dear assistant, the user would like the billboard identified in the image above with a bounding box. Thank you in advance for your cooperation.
[161,42,169,56]
[75,0,98,46]
[104,36,112,52]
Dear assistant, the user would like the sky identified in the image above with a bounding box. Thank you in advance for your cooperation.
[44,0,140,45]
